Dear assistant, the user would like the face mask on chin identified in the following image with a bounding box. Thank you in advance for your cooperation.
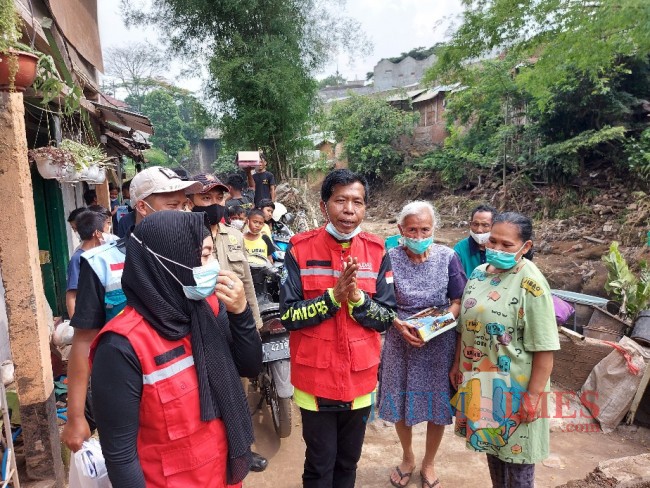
[323,206,361,241]
[470,230,491,245]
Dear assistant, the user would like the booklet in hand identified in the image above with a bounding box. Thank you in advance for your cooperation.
[406,307,456,342]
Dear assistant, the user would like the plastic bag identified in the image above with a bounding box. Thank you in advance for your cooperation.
[68,439,112,488]
[580,336,650,433]
[552,295,575,326]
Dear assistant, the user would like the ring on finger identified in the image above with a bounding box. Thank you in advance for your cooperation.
[227,281,234,290]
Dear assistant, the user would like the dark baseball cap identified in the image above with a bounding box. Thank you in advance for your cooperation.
[187,173,229,194]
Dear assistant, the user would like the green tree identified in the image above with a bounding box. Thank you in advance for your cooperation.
[318,72,346,89]
[421,0,650,187]
[141,89,190,162]
[426,0,650,109]
[121,0,372,178]
[328,95,419,178]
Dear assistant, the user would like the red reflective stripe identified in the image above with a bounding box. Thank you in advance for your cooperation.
[110,262,125,271]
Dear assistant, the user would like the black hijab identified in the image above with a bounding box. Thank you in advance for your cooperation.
[122,211,253,484]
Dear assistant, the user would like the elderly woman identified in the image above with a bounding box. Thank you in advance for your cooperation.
[90,211,262,487]
[450,212,560,488]
[378,201,467,488]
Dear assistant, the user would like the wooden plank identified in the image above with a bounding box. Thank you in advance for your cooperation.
[626,362,650,425]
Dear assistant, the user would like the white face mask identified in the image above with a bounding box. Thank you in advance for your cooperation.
[470,230,491,245]
[230,220,245,231]
[100,232,118,245]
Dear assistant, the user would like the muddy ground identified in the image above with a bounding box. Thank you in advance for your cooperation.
[249,186,650,487]
[248,393,650,488]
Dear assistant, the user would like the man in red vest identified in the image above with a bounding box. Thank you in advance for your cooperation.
[280,169,397,488]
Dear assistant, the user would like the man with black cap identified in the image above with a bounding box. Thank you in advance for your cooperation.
[187,172,268,473]
[62,166,202,453]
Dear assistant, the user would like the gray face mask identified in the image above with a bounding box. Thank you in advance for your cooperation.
[131,234,221,301]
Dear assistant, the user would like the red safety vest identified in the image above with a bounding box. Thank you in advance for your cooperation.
[289,227,388,401]
[90,296,241,488]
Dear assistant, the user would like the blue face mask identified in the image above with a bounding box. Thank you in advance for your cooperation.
[485,244,526,270]
[325,222,361,241]
[401,236,433,254]
[131,234,220,300]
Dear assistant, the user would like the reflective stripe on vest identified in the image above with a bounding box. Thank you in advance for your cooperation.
[142,355,195,385]
[300,268,379,279]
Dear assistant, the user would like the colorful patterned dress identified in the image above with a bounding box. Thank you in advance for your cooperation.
[452,259,560,464]
[377,244,467,426]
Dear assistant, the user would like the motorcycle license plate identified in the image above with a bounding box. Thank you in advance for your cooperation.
[262,337,290,362]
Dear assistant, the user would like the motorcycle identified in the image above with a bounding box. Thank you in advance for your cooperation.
[250,262,293,438]
[270,202,294,263]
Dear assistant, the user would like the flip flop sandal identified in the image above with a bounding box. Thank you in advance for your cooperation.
[390,465,414,487]
[420,471,441,488]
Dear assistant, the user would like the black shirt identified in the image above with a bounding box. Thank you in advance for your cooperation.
[117,211,136,239]
[252,171,276,206]
[226,195,254,210]
[70,257,107,329]
[92,306,259,487]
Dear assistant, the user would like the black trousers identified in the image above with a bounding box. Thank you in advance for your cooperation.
[486,454,536,488]
[300,406,371,488]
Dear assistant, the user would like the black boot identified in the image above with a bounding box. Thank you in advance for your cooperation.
[250,451,268,472]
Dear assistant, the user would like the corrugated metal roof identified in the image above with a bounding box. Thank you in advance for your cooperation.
[92,102,154,135]
[386,88,427,102]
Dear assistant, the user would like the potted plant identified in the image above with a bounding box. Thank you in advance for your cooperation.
[584,241,650,341]
[0,0,80,115]
[602,242,650,321]
[29,139,114,183]
[0,0,38,92]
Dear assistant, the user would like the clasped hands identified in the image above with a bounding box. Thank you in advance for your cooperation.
[332,256,363,305]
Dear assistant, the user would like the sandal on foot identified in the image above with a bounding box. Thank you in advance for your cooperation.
[420,471,440,488]
[390,466,414,487]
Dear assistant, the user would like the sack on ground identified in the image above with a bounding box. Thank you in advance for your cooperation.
[68,438,112,488]
[580,336,650,433]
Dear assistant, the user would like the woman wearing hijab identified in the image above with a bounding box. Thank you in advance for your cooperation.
[90,211,262,487]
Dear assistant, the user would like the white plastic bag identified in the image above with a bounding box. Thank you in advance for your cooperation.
[68,439,112,488]
[580,336,650,433]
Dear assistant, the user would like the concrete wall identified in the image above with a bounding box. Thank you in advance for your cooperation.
[373,55,437,91]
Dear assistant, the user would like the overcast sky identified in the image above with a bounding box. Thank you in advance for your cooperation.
[97,0,464,93]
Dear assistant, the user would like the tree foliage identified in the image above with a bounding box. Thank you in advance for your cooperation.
[141,89,190,162]
[318,73,347,89]
[328,95,419,178]
[137,84,214,169]
[416,0,650,189]
[427,0,650,109]
[120,0,371,177]
[387,45,441,64]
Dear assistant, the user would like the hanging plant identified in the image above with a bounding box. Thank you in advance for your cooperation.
[29,139,114,182]
[59,139,114,171]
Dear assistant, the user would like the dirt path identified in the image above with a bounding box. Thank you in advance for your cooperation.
[248,397,650,488]
[245,209,650,487]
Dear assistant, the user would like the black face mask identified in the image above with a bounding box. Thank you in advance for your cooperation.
[192,204,225,226]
